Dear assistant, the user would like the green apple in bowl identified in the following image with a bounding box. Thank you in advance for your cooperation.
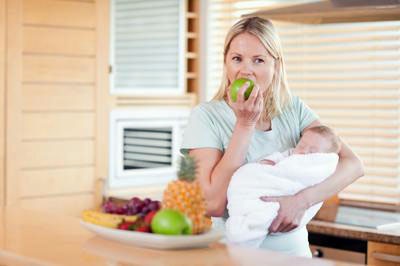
[230,78,255,102]
[150,209,193,235]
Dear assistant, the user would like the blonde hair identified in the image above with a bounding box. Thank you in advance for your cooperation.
[212,17,292,120]
[305,125,341,153]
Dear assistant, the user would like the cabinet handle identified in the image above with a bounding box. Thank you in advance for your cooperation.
[372,252,400,263]
[312,248,324,258]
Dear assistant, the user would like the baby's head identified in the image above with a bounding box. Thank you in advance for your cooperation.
[293,125,341,155]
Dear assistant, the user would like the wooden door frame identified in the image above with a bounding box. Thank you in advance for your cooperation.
[5,0,22,206]
[94,0,110,206]
[0,0,5,207]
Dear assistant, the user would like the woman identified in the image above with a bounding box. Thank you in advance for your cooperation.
[180,17,363,257]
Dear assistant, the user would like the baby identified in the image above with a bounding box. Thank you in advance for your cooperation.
[226,125,341,247]
[259,125,341,165]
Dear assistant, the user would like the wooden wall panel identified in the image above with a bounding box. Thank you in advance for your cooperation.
[21,140,94,168]
[23,0,95,28]
[6,0,23,206]
[23,26,95,55]
[22,84,95,111]
[20,167,94,197]
[20,193,94,216]
[95,0,111,207]
[5,0,97,213]
[22,113,94,139]
[0,0,5,207]
[23,55,95,83]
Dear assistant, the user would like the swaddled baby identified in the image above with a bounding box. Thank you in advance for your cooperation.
[226,125,341,247]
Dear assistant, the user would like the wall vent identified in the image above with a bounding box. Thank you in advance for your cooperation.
[108,107,190,188]
[123,127,173,170]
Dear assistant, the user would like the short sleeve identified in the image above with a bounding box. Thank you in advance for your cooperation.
[180,105,223,155]
[294,97,319,132]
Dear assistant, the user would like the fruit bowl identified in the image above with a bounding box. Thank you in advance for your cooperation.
[80,220,223,250]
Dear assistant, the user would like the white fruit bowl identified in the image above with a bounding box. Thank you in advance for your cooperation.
[80,220,224,249]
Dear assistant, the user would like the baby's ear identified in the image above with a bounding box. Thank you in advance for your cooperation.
[335,141,342,153]
[338,142,342,153]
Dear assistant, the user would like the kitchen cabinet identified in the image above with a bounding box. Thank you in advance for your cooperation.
[308,232,400,265]
[367,241,400,266]
[308,205,400,265]
[309,232,367,264]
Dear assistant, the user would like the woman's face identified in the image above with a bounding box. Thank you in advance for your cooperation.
[225,32,275,94]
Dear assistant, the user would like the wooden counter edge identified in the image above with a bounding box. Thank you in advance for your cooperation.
[307,220,400,245]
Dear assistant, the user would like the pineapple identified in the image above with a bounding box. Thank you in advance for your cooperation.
[162,154,212,234]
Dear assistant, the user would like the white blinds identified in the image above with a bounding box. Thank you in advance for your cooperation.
[205,0,400,206]
[111,0,184,94]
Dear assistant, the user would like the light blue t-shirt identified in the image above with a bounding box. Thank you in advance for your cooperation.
[181,96,318,162]
[180,96,318,257]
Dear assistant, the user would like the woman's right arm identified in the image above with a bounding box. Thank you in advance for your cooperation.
[189,123,255,216]
[189,83,263,217]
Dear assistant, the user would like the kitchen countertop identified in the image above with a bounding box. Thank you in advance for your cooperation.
[0,207,359,266]
[308,204,400,245]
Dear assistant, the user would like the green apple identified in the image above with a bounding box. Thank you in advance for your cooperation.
[150,209,193,235]
[230,78,255,102]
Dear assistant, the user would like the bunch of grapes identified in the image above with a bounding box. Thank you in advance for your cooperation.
[102,197,161,217]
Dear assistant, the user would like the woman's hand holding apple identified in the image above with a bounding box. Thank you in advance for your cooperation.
[227,79,263,128]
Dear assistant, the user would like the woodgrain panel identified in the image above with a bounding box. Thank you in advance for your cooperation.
[22,112,95,139]
[95,0,111,207]
[23,26,95,55]
[21,140,94,168]
[5,0,98,214]
[6,0,23,206]
[0,0,5,208]
[23,0,95,28]
[22,84,94,111]
[20,166,94,197]
[368,241,400,266]
[20,193,94,216]
[23,55,95,83]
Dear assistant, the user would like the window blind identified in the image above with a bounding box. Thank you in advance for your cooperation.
[111,0,184,94]
[206,0,400,206]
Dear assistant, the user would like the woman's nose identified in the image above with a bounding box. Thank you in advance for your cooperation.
[239,60,254,75]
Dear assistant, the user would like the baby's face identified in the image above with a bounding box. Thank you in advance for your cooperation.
[293,131,332,154]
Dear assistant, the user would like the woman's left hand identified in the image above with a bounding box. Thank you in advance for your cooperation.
[260,194,308,233]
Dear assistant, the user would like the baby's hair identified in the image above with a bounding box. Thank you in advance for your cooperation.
[304,125,341,153]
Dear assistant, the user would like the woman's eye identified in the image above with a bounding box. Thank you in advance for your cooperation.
[232,56,241,62]
[255,58,265,64]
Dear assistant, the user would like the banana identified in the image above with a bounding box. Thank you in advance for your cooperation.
[81,209,138,228]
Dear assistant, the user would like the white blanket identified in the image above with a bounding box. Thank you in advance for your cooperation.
[226,153,339,247]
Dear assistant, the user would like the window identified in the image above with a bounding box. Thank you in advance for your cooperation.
[206,0,400,207]
[110,0,185,95]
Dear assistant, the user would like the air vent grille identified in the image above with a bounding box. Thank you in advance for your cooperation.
[123,127,172,169]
